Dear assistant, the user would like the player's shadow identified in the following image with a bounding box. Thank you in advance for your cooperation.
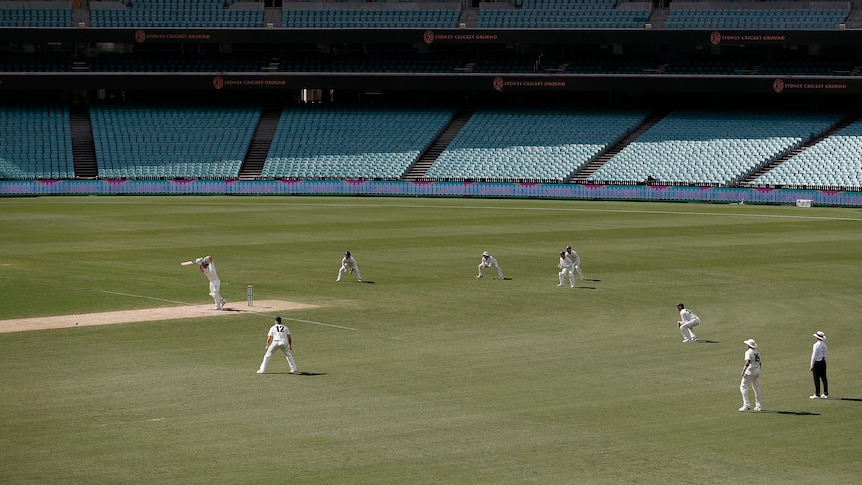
[583,279,601,282]
[836,397,862,402]
[574,286,597,290]
[758,410,820,416]
[694,340,720,344]
[266,371,327,376]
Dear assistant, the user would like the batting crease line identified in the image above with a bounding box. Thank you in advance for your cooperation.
[85,289,357,331]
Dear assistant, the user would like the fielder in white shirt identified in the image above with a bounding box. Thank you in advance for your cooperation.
[676,303,700,342]
[257,316,297,374]
[809,331,828,399]
[337,251,362,282]
[196,256,226,310]
[558,251,575,288]
[739,339,762,412]
[565,246,585,280]
[477,251,504,279]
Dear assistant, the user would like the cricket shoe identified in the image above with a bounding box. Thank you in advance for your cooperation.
[256,370,264,374]
[810,395,820,399]
[821,395,828,399]
[557,284,564,287]
[739,406,750,412]
[754,406,762,412]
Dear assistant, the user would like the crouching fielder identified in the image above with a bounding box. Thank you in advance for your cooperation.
[337,251,362,282]
[257,316,296,374]
[477,251,504,279]
[676,303,700,342]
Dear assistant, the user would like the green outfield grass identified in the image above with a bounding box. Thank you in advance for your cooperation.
[1,196,860,484]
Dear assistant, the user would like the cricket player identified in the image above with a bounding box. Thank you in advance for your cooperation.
[565,246,585,280]
[739,339,762,412]
[196,255,226,310]
[337,251,362,282]
[477,251,504,279]
[558,250,575,288]
[676,303,700,342]
[809,331,828,399]
[257,316,296,374]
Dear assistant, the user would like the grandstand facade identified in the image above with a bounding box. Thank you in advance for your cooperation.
[1,0,861,205]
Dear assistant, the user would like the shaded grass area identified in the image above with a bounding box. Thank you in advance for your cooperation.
[1,196,861,483]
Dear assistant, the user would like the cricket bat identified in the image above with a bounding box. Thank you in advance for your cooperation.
[180,261,195,266]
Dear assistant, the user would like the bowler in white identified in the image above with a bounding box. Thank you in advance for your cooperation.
[739,339,762,412]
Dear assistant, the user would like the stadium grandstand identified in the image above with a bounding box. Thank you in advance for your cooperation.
[1,0,861,203]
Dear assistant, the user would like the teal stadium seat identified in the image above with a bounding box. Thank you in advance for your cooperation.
[90,104,260,180]
[587,111,844,186]
[262,106,456,180]
[424,108,649,183]
[0,105,74,180]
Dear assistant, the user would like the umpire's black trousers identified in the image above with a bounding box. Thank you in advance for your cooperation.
[812,359,828,397]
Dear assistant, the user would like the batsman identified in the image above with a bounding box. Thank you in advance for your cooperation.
[183,256,227,310]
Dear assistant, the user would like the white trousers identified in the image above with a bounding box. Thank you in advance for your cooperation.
[478,262,504,278]
[209,279,224,309]
[680,318,700,340]
[259,341,296,373]
[740,370,761,408]
[337,266,361,282]
[559,267,575,287]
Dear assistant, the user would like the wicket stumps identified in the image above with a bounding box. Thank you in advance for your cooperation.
[247,285,253,307]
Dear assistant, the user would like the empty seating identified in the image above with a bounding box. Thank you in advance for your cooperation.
[0,3,71,28]
[476,0,651,29]
[665,6,849,30]
[0,104,74,180]
[424,108,649,182]
[587,111,843,186]
[753,120,862,190]
[263,105,456,180]
[90,0,264,28]
[90,103,260,179]
[281,4,461,29]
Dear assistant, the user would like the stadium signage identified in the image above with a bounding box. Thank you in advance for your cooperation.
[493,77,567,91]
[134,29,213,43]
[710,31,788,45]
[212,76,288,90]
[773,78,848,93]
[423,30,499,44]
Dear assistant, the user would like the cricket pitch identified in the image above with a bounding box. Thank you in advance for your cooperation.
[0,300,318,334]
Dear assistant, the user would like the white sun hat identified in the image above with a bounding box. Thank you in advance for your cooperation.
[744,339,758,349]
[813,331,826,340]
